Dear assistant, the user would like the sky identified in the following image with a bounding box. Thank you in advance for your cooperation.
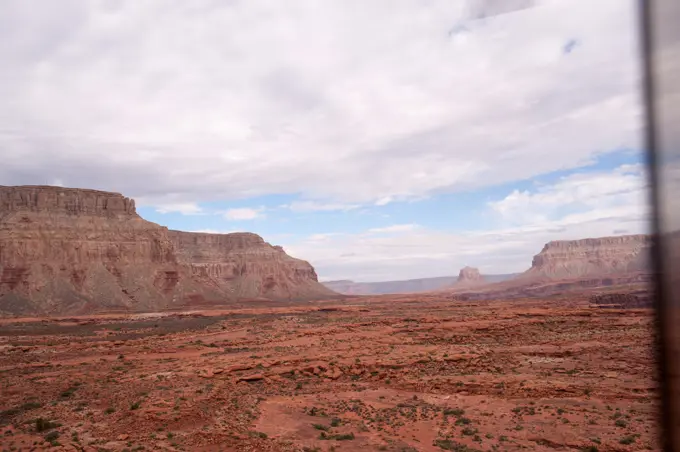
[0,0,649,282]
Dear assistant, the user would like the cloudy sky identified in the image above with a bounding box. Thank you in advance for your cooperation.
[0,0,649,282]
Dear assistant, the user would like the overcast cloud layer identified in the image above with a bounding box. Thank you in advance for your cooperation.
[0,0,648,281]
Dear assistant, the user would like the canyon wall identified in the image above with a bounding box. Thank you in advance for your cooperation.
[0,186,334,315]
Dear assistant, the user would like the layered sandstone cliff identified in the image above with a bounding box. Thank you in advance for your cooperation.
[0,186,334,315]
[168,230,332,300]
[522,234,651,280]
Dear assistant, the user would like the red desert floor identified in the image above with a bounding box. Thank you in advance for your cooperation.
[0,295,659,451]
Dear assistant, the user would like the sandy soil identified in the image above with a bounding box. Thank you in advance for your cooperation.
[0,296,659,451]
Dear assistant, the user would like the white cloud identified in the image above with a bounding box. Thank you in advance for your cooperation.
[189,228,238,234]
[284,201,360,212]
[368,224,420,233]
[375,197,393,206]
[307,233,346,242]
[489,163,648,225]
[284,166,649,281]
[0,0,641,209]
[224,207,265,221]
[155,202,203,215]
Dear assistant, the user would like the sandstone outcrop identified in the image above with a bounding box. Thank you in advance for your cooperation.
[456,266,484,286]
[522,235,651,281]
[168,230,332,300]
[0,185,334,316]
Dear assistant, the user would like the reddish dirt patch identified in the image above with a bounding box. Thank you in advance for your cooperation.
[0,296,659,451]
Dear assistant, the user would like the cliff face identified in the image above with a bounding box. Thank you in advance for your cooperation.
[168,230,332,300]
[0,186,334,316]
[523,234,651,280]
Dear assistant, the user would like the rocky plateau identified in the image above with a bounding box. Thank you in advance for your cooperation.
[0,186,334,316]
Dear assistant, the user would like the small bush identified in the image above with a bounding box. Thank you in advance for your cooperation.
[60,387,78,398]
[619,436,636,445]
[44,431,59,442]
[312,424,329,431]
[615,419,627,428]
[318,432,355,441]
[35,418,59,432]
[444,408,465,416]
[130,401,141,410]
[21,402,42,411]
[433,439,481,451]
[105,407,115,414]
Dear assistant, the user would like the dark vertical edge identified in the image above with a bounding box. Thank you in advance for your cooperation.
[638,0,674,450]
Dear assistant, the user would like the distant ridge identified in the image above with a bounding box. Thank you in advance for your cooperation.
[323,273,518,295]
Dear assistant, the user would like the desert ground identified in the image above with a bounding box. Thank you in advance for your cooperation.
[0,294,659,452]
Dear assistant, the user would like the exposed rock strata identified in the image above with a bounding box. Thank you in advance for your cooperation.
[168,230,331,300]
[0,186,334,315]
[523,235,651,280]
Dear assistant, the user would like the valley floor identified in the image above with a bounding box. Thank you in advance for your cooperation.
[0,295,659,451]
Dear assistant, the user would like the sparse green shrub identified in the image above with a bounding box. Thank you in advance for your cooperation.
[35,418,59,432]
[44,431,59,442]
[619,436,636,445]
[454,417,471,426]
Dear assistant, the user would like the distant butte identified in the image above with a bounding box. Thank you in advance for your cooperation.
[0,185,336,316]
[456,266,484,286]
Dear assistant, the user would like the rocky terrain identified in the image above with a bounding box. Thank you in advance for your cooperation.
[0,186,334,316]
[590,292,653,309]
[0,295,658,451]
